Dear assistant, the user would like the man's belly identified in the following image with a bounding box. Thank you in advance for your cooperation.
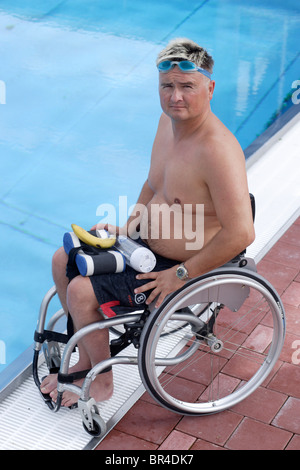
[139,199,221,261]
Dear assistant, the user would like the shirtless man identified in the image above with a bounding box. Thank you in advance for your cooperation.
[41,38,255,407]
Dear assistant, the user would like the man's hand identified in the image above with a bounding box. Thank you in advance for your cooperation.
[134,265,185,308]
[89,223,127,237]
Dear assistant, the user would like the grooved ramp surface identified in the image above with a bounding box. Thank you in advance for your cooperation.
[0,347,144,450]
[0,327,190,450]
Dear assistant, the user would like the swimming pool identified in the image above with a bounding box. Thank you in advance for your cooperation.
[0,0,299,375]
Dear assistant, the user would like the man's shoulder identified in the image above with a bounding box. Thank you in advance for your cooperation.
[199,114,244,162]
[157,112,170,128]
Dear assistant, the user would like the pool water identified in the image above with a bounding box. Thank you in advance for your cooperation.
[0,0,299,374]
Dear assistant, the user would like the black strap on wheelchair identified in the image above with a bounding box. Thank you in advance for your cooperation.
[250,193,256,222]
[57,366,112,384]
[34,329,69,345]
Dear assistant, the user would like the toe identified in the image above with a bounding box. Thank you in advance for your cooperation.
[40,374,58,394]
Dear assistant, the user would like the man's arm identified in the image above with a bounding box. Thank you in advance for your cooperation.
[184,138,255,277]
[123,180,154,237]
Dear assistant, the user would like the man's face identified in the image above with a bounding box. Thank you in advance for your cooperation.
[158,67,215,121]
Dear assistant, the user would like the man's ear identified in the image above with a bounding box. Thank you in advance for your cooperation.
[208,80,215,100]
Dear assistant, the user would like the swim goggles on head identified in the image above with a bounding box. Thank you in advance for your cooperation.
[157,60,212,79]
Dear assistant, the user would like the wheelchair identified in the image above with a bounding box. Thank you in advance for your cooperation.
[33,197,286,438]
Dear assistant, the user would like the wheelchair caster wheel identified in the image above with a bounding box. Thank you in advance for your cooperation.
[82,413,106,437]
[79,398,107,437]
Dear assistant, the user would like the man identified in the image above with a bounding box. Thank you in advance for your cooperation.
[41,38,255,407]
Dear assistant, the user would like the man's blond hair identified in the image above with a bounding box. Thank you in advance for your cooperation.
[156,38,214,73]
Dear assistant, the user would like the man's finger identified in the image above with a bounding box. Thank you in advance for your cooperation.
[134,280,156,294]
[136,272,158,281]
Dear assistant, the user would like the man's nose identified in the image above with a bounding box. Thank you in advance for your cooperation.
[170,87,183,102]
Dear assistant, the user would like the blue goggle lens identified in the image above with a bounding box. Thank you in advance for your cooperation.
[158,60,196,72]
[157,60,211,79]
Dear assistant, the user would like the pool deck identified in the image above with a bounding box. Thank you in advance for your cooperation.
[96,216,300,451]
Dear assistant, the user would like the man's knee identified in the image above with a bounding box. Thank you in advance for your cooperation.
[52,246,68,273]
[67,276,98,313]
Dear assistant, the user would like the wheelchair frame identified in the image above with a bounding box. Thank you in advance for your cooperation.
[33,253,286,438]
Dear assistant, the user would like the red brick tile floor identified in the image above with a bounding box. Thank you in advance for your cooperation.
[96,217,300,451]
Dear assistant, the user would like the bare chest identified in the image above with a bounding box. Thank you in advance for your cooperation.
[149,147,213,211]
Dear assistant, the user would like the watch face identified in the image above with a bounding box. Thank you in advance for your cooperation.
[177,266,187,279]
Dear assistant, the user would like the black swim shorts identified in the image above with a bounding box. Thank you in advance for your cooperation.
[89,238,179,317]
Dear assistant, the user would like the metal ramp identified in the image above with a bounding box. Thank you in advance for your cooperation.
[0,320,193,450]
[0,342,146,450]
[0,111,299,450]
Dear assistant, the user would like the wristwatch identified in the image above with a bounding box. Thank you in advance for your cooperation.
[176,263,189,280]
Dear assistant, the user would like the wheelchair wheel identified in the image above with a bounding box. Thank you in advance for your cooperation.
[138,268,285,415]
[82,413,106,437]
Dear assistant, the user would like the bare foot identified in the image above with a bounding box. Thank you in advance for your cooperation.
[51,371,114,408]
[41,367,114,407]
[40,373,58,395]
[40,362,91,395]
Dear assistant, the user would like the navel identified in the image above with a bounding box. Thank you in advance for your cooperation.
[174,197,181,205]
